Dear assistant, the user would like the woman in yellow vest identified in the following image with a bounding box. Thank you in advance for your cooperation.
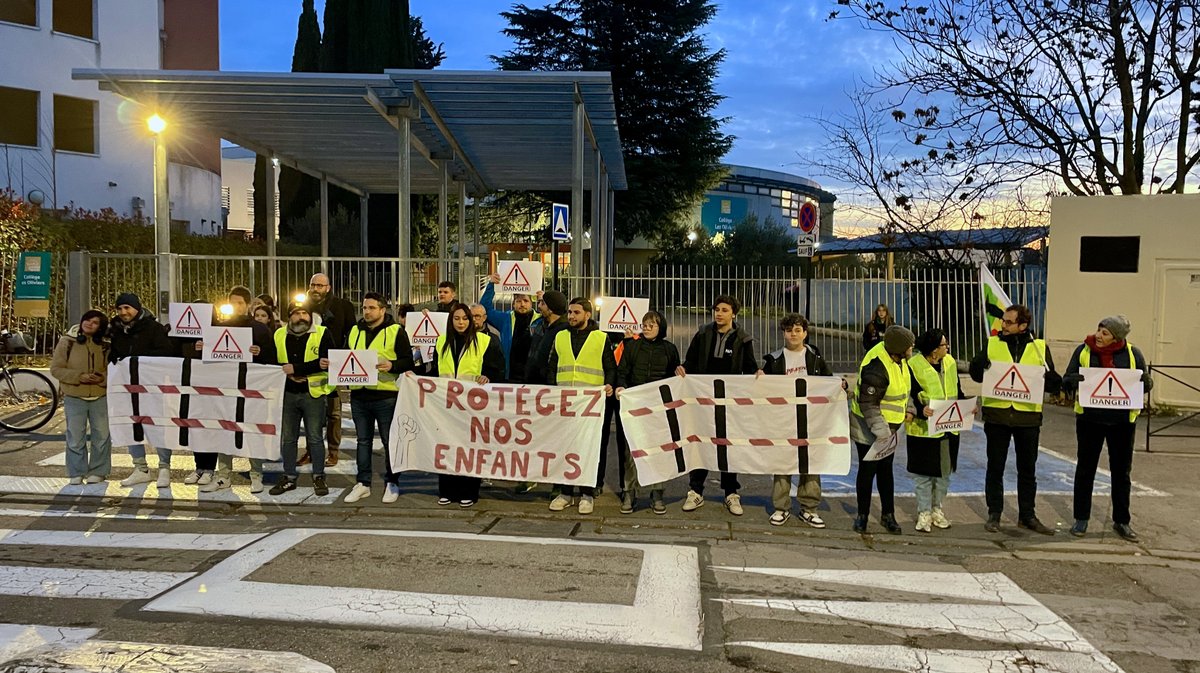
[1061,315,1152,542]
[906,329,964,533]
[429,303,504,507]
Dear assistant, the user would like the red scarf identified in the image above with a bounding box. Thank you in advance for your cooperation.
[1085,334,1125,368]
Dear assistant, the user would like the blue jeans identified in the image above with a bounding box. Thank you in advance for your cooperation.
[350,395,397,486]
[128,443,172,470]
[914,475,950,512]
[281,391,327,478]
[63,396,111,478]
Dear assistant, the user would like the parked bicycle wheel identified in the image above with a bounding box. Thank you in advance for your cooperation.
[0,368,59,432]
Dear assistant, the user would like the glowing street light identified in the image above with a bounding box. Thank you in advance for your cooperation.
[218,303,234,317]
[294,293,308,305]
[147,113,167,134]
[687,231,698,242]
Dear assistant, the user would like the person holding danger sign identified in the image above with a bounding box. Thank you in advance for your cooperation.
[269,301,334,497]
[1061,315,1152,542]
[969,304,1062,536]
[429,302,504,507]
[906,328,966,533]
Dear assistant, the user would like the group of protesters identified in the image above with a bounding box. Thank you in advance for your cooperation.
[49,273,1151,541]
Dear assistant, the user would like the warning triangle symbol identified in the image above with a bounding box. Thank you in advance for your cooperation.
[338,352,368,377]
[210,328,243,355]
[413,315,441,339]
[1090,370,1131,400]
[502,264,531,287]
[993,364,1031,394]
[553,208,568,235]
[935,402,963,425]
[607,299,639,326]
[176,306,202,330]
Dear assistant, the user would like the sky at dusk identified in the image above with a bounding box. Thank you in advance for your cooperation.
[219,0,899,193]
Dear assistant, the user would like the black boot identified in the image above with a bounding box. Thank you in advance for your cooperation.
[1070,520,1088,537]
[852,515,868,533]
[984,514,1002,533]
[881,513,902,534]
[1112,523,1139,542]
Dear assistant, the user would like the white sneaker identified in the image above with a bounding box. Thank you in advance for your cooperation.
[344,483,371,504]
[68,476,83,486]
[85,475,105,484]
[682,490,705,512]
[578,495,594,514]
[156,468,171,488]
[916,510,933,533]
[199,477,231,493]
[549,494,573,511]
[197,471,214,486]
[382,483,400,504]
[120,469,152,487]
[183,470,202,485]
[769,510,790,526]
[797,509,827,529]
[249,475,264,494]
[724,493,744,516]
[931,507,951,529]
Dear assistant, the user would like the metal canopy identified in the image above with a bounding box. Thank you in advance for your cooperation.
[71,69,627,196]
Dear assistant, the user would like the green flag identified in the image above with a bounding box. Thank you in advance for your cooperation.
[979,264,1011,336]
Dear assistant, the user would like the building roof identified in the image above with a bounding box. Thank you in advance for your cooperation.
[719,164,837,203]
[813,226,1049,255]
[72,69,627,197]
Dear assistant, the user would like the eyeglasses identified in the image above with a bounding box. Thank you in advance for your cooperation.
[1002,319,1019,326]
[938,341,949,348]
[640,323,657,330]
[309,282,329,289]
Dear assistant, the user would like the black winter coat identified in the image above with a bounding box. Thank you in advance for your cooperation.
[107,311,174,363]
[617,336,680,389]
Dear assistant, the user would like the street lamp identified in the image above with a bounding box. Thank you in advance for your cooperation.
[148,113,172,317]
[147,114,167,134]
[687,231,698,242]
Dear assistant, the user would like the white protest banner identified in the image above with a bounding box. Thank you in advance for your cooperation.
[981,362,1046,404]
[407,311,448,365]
[597,296,649,333]
[201,326,253,363]
[497,261,543,295]
[168,302,213,338]
[329,349,378,387]
[108,356,284,460]
[389,373,605,485]
[861,432,899,462]
[619,375,851,486]
[1079,367,1144,410]
[927,397,978,434]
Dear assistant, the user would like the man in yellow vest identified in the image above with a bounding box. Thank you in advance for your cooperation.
[547,298,617,515]
[343,292,413,505]
[849,324,916,534]
[969,304,1062,535]
[269,302,334,497]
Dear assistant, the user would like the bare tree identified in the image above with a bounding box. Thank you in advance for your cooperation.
[834,0,1200,195]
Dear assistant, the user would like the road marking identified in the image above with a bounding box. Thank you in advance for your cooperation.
[0,566,194,599]
[144,528,704,651]
[0,507,217,521]
[37,451,360,476]
[0,529,265,551]
[0,476,344,505]
[717,567,1124,672]
[726,643,1123,673]
[0,624,97,664]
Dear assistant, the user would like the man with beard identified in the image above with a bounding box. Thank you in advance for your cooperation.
[479,273,537,383]
[304,273,355,468]
[269,302,333,497]
[110,293,177,488]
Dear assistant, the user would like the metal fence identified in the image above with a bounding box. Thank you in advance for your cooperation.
[0,250,70,356]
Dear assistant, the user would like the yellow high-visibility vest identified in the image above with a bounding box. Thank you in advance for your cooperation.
[347,323,401,391]
[274,326,334,398]
[851,341,911,424]
[1074,342,1140,422]
[435,332,491,380]
[905,355,959,438]
[554,329,607,386]
[982,336,1046,413]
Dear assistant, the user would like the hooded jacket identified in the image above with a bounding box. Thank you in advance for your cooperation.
[107,310,174,363]
[683,321,757,375]
[617,319,681,389]
[762,343,833,377]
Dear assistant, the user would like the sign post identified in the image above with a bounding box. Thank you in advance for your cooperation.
[13,251,52,318]
[795,201,819,258]
[551,203,569,290]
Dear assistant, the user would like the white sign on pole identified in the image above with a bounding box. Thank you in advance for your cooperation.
[168,303,213,338]
[407,311,448,366]
[981,362,1046,404]
[597,296,650,333]
[201,326,253,362]
[551,203,570,242]
[497,261,543,295]
[329,349,378,387]
[1079,367,1144,410]
[796,233,818,258]
[927,397,978,434]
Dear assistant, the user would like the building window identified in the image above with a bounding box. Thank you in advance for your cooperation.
[221,186,231,210]
[1079,236,1140,273]
[53,0,92,39]
[0,0,37,27]
[245,188,254,219]
[0,85,39,147]
[53,94,96,154]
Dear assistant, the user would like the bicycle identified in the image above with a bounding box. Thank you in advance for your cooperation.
[0,330,59,432]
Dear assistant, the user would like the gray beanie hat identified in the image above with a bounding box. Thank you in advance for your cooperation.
[1098,315,1131,341]
[883,324,916,356]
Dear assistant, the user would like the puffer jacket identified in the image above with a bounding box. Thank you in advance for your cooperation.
[50,335,109,398]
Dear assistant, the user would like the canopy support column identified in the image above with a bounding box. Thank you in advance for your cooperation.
[397,115,412,303]
[598,167,609,297]
[591,150,602,298]
[359,193,369,257]
[438,160,449,283]
[319,174,330,272]
[265,155,278,301]
[571,97,585,299]
[457,180,468,299]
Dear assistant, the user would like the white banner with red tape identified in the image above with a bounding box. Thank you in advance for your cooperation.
[107,356,285,460]
[619,374,851,486]
[388,373,605,485]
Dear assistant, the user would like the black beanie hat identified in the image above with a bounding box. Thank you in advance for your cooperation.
[542,291,569,316]
[115,293,142,312]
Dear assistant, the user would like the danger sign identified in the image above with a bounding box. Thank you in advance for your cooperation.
[201,326,252,363]
[168,303,213,338]
[1079,367,1144,410]
[981,362,1046,403]
[926,397,978,434]
[329,349,378,387]
[406,311,448,365]
[597,296,650,333]
[497,261,543,295]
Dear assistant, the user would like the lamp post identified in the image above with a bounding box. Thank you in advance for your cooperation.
[148,114,174,316]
